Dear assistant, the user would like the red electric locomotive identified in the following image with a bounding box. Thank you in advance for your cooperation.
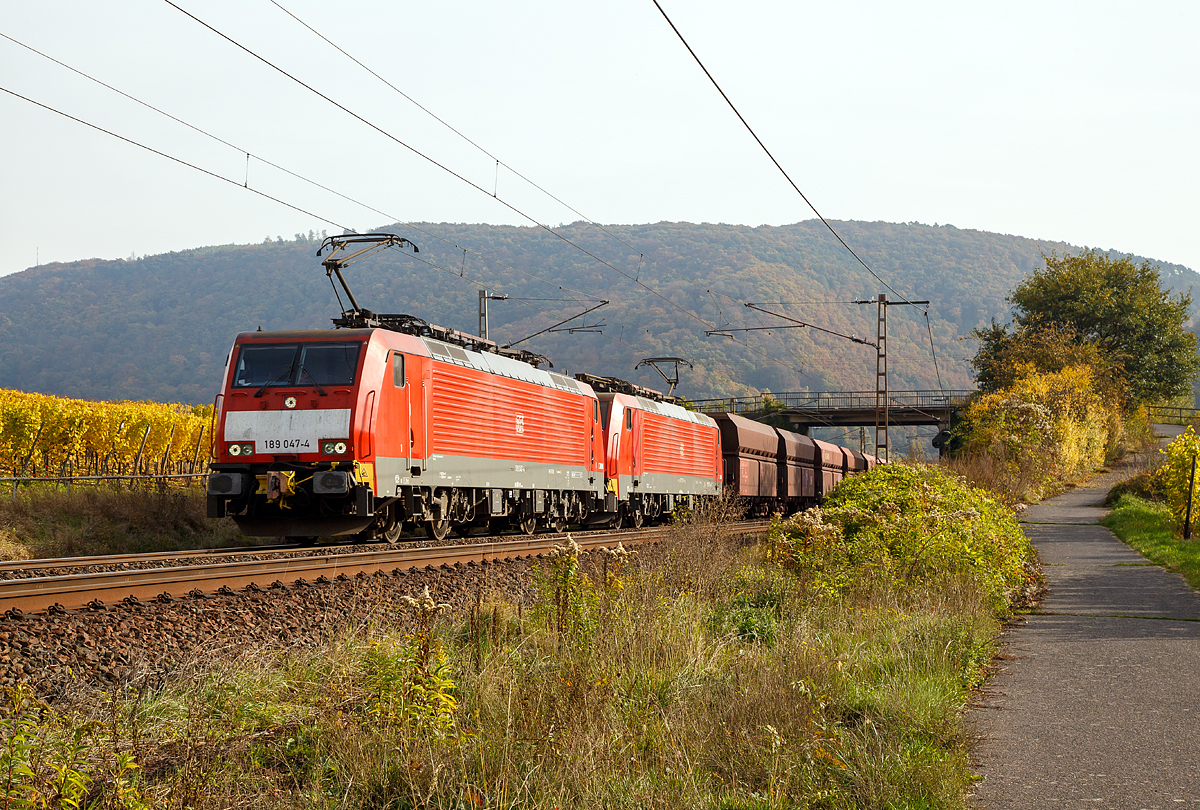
[206,234,722,541]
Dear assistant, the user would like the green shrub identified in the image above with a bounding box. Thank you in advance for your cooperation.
[769,463,1035,615]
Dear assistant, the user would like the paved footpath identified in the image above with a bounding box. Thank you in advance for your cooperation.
[971,469,1200,809]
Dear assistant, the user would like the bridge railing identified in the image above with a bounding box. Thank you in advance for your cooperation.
[688,390,976,415]
[1148,405,1200,426]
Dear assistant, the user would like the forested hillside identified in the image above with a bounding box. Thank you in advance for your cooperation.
[0,220,1194,403]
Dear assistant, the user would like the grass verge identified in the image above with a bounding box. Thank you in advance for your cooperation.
[0,485,249,559]
[1101,494,1200,590]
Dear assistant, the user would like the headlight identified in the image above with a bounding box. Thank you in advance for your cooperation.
[229,443,242,456]
[228,443,254,457]
[321,440,350,455]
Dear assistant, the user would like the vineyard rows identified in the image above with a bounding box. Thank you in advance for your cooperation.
[0,389,213,480]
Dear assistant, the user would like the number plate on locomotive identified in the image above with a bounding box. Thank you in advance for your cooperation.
[257,437,313,453]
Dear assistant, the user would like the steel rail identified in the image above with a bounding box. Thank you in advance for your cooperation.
[0,522,771,616]
[0,543,306,574]
[0,524,693,574]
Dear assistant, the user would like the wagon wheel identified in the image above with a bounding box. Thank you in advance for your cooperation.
[382,517,403,544]
[425,518,451,542]
[629,508,644,529]
[517,514,538,536]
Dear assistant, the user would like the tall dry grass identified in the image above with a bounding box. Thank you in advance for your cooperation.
[8,503,1005,809]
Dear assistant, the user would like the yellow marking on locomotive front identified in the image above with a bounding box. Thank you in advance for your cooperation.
[355,461,375,493]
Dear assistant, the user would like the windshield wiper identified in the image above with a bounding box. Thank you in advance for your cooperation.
[298,366,328,396]
[254,367,294,398]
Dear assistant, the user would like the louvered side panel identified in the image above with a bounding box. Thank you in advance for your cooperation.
[639,413,720,477]
[428,361,587,466]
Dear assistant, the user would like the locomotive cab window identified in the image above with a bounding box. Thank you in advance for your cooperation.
[391,352,405,388]
[232,342,361,389]
[593,400,599,422]
[625,409,632,431]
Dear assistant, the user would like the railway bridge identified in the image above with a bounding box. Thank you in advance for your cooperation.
[689,390,975,436]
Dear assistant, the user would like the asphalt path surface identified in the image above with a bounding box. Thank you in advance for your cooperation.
[970,464,1200,809]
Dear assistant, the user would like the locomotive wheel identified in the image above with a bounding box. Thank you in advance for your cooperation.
[550,514,567,533]
[517,514,537,536]
[382,518,403,544]
[426,518,451,542]
[610,510,624,530]
[629,508,644,529]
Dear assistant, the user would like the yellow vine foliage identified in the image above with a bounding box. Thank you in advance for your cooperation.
[0,389,213,477]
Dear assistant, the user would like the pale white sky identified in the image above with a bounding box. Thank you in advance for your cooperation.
[2,1,1197,277]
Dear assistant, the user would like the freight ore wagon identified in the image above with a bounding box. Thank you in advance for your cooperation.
[714,413,878,515]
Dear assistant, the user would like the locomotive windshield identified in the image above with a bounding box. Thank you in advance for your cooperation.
[232,342,362,389]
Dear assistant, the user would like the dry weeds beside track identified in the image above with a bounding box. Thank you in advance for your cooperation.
[1,522,771,617]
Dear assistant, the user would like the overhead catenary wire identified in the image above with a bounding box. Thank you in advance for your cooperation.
[3,10,833,387]
[267,0,744,330]
[651,1,956,392]
[0,85,354,236]
[0,31,666,346]
[650,0,921,312]
[256,1,821,377]
[924,310,946,394]
[0,87,648,357]
[156,0,823,383]
[0,33,603,311]
[159,1,700,328]
[7,10,861,389]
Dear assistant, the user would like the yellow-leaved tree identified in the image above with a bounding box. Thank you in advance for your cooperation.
[954,363,1122,501]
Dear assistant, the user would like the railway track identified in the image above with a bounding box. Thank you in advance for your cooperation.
[0,521,771,616]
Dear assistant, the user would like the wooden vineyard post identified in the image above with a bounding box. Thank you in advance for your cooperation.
[190,425,206,474]
[12,419,44,500]
[131,425,151,487]
[160,423,177,476]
